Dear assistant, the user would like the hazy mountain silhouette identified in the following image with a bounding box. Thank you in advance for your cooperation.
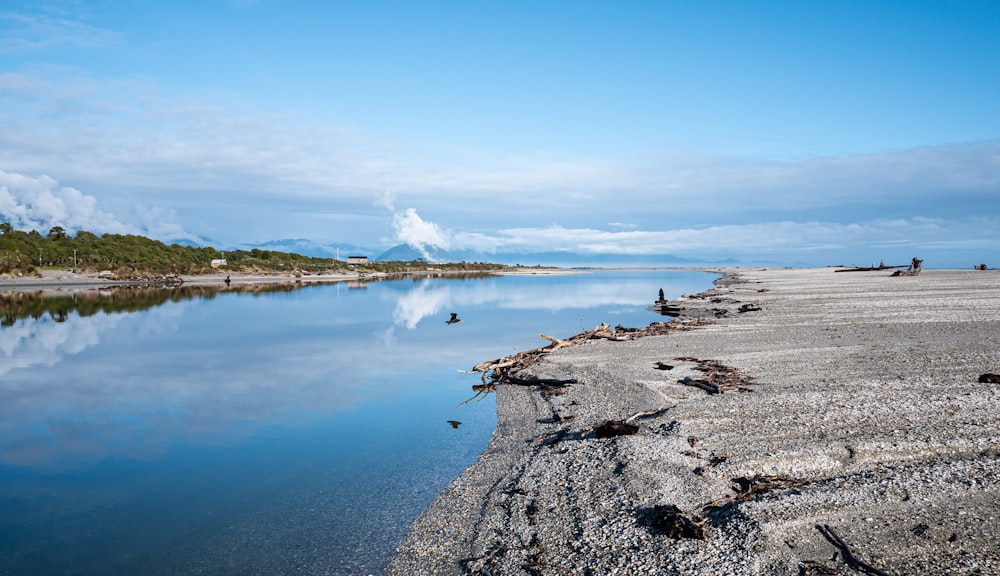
[374,243,735,267]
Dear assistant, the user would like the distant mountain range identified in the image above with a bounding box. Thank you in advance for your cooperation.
[180,237,738,267]
[370,243,737,267]
[236,238,377,260]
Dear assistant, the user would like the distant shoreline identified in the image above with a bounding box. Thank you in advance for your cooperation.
[0,266,577,295]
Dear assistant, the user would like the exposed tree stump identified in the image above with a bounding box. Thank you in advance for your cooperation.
[891,257,923,276]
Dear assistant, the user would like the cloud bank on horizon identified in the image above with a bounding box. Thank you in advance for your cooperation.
[1,1,998,267]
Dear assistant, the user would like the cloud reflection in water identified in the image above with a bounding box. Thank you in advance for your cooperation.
[0,271,712,470]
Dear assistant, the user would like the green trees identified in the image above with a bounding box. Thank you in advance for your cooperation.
[0,221,508,277]
[0,222,342,275]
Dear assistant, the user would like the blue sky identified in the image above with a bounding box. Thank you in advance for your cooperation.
[1,0,998,266]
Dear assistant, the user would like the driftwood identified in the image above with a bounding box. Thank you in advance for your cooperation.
[624,405,672,423]
[816,524,892,576]
[891,257,923,277]
[588,420,640,438]
[700,474,813,515]
[729,475,811,502]
[834,257,921,276]
[458,320,720,406]
[543,405,670,445]
[675,357,756,393]
[835,260,907,272]
[581,404,673,439]
[503,374,578,386]
[681,376,720,394]
[637,504,710,540]
[466,320,712,385]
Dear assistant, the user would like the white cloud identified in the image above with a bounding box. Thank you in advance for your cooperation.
[374,190,396,211]
[448,216,1000,263]
[1,69,998,261]
[0,169,192,240]
[0,170,132,234]
[392,208,451,256]
[0,11,118,53]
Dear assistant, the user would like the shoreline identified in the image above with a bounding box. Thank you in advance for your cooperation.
[385,267,1000,575]
[0,266,573,295]
[0,269,368,292]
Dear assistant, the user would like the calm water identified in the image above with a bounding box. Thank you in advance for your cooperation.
[0,269,715,576]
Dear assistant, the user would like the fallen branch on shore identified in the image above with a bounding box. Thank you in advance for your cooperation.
[816,524,893,576]
[464,320,714,387]
[624,405,672,423]
[675,357,756,393]
[639,474,816,542]
[698,474,814,517]
[835,263,907,272]
[502,374,578,386]
[890,257,923,277]
[680,376,721,394]
[587,420,640,438]
[637,504,711,540]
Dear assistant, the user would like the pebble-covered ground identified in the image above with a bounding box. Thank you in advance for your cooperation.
[385,267,1000,576]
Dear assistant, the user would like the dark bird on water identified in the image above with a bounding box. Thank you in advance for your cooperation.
[446,313,462,324]
[447,420,462,429]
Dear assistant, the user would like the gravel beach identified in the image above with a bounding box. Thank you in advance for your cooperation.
[385,267,1000,576]
[0,269,370,293]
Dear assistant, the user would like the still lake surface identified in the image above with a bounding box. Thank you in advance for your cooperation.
[0,269,715,576]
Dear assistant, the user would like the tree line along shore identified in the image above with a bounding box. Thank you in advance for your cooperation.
[0,223,509,278]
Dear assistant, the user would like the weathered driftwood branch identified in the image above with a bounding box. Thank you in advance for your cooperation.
[503,374,578,386]
[698,474,814,516]
[816,524,892,576]
[537,333,574,351]
[835,259,908,272]
[681,376,721,394]
[624,405,672,423]
[585,420,640,438]
[891,257,923,277]
[674,357,756,394]
[638,504,711,540]
[466,320,708,384]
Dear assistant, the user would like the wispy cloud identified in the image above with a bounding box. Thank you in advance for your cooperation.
[3,71,997,214]
[0,10,118,53]
[449,216,1000,265]
[1,69,997,263]
[0,170,191,240]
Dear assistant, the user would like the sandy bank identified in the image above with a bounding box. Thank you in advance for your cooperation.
[0,267,563,295]
[0,269,367,292]
[386,267,1000,575]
